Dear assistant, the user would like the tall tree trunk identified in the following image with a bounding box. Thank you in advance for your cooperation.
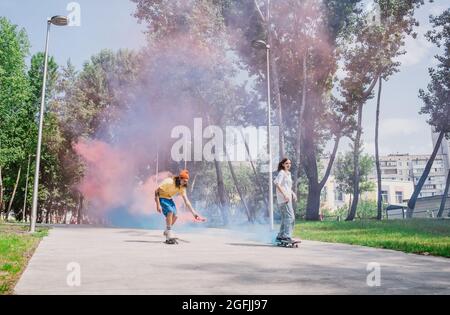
[226,159,253,223]
[348,195,352,216]
[6,166,22,220]
[407,131,445,217]
[346,103,364,221]
[305,181,321,220]
[438,169,450,218]
[214,160,229,225]
[22,155,31,222]
[375,78,383,220]
[45,197,54,224]
[303,117,320,220]
[239,128,269,214]
[346,74,380,221]
[294,54,308,195]
[319,135,341,190]
[0,164,4,214]
[202,112,230,225]
[77,193,83,224]
[303,133,341,221]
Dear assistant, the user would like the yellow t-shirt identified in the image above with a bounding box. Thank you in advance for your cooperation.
[158,177,186,199]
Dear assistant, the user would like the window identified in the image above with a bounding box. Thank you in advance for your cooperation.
[335,191,344,201]
[381,191,388,203]
[321,189,327,202]
[395,191,403,204]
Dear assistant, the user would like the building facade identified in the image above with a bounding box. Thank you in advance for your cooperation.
[375,153,448,198]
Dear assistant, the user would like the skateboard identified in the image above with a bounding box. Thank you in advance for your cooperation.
[165,238,179,245]
[164,237,190,245]
[276,239,301,248]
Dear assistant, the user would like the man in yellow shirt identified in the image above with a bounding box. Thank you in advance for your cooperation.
[155,169,204,240]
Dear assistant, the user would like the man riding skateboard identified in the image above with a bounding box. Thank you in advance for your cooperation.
[154,169,204,241]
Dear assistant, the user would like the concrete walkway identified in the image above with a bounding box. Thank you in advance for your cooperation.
[15,226,450,295]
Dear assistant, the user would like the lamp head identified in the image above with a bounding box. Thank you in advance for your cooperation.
[49,15,68,26]
[251,39,269,50]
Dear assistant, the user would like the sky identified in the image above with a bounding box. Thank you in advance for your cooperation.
[0,0,448,157]
[0,0,146,68]
[345,1,449,156]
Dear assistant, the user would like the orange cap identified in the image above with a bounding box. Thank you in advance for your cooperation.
[179,169,190,180]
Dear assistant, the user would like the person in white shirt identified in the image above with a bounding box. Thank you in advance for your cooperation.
[273,158,297,241]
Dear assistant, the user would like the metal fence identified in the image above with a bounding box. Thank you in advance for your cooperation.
[386,207,450,219]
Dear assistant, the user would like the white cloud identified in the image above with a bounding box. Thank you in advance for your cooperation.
[429,4,447,17]
[396,26,433,67]
[379,118,424,138]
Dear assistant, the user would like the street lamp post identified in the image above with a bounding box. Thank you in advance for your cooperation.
[252,0,274,230]
[30,16,68,233]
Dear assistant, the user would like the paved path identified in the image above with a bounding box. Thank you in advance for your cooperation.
[15,226,450,294]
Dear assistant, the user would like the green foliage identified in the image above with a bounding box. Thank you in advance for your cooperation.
[0,18,84,221]
[28,52,58,106]
[0,18,34,215]
[335,151,375,196]
[356,199,378,219]
[0,2,441,226]
[419,9,450,135]
[65,49,141,138]
[0,17,33,165]
[0,223,48,294]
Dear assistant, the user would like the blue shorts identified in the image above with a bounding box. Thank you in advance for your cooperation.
[159,198,177,216]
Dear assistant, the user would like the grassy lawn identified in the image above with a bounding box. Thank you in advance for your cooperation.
[0,223,48,295]
[294,219,450,258]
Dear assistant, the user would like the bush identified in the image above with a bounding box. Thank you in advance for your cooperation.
[356,200,378,219]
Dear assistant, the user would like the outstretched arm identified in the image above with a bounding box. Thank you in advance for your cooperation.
[182,194,199,218]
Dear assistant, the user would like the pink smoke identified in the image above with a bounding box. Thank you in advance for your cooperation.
[74,138,195,224]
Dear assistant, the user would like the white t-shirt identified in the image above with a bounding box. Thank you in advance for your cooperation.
[274,169,293,204]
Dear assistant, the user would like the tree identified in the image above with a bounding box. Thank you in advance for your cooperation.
[220,0,363,220]
[28,52,58,107]
[335,150,375,215]
[373,0,429,220]
[132,0,256,224]
[408,8,450,216]
[340,0,425,220]
[438,169,450,218]
[0,17,32,218]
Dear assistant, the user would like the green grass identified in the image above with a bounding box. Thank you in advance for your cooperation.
[0,223,48,295]
[294,219,450,258]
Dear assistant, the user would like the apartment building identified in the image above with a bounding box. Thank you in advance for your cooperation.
[321,175,413,211]
[319,150,447,211]
[376,153,448,198]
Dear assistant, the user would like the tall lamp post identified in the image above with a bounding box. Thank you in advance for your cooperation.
[252,0,274,230]
[30,16,68,233]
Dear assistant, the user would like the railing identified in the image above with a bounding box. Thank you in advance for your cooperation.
[386,207,450,219]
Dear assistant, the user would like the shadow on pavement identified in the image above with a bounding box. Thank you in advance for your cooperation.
[226,243,275,248]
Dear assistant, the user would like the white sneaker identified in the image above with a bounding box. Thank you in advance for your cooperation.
[166,230,175,240]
